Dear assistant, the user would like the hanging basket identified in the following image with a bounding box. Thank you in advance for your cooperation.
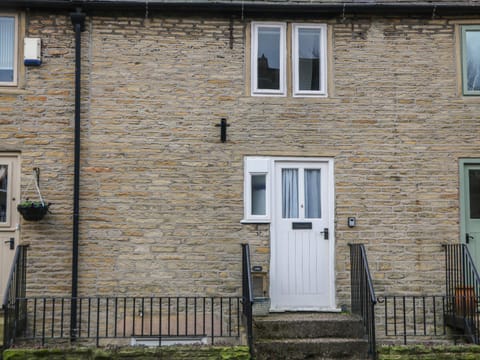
[17,201,50,221]
[17,169,51,221]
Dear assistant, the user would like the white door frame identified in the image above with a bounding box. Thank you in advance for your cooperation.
[269,157,336,311]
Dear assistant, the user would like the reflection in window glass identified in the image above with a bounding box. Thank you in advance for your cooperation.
[466,30,480,92]
[298,28,320,91]
[0,16,15,83]
[469,170,480,219]
[0,165,8,222]
[251,174,266,215]
[282,169,298,218]
[257,27,280,90]
[305,169,321,218]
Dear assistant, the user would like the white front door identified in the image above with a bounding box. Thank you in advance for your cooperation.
[270,160,335,311]
[0,155,20,301]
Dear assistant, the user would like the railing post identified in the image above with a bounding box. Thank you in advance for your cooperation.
[241,243,254,359]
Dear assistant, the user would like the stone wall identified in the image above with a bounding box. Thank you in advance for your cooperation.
[2,346,250,360]
[1,8,479,308]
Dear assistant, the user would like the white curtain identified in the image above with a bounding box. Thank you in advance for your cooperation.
[305,169,321,218]
[282,169,298,218]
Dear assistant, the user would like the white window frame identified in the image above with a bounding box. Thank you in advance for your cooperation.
[251,22,286,96]
[0,13,18,87]
[292,23,327,97]
[242,157,272,223]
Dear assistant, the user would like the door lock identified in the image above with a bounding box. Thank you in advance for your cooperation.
[320,228,329,240]
[466,233,474,244]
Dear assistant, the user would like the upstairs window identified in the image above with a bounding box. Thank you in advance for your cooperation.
[0,14,17,86]
[251,22,286,96]
[292,24,327,96]
[462,25,480,96]
[251,22,327,97]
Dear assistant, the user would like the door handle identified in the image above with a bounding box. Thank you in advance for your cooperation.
[4,237,14,250]
[467,233,474,244]
[320,228,329,240]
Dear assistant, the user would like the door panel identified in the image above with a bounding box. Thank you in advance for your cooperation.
[0,155,20,300]
[270,161,334,311]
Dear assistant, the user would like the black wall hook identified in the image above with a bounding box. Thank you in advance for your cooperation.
[33,167,40,187]
[215,118,230,143]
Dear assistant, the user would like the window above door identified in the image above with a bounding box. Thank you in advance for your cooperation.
[250,22,328,97]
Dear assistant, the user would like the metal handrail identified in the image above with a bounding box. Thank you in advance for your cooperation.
[443,244,480,343]
[2,245,28,349]
[241,243,254,359]
[349,243,377,360]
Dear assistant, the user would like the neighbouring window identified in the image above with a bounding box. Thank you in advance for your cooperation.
[462,25,480,95]
[251,22,286,95]
[0,14,17,86]
[292,24,327,96]
[243,157,271,222]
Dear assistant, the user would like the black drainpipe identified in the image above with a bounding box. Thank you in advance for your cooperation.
[70,8,85,342]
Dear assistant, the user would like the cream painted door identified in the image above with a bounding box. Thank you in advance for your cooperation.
[270,160,334,311]
[0,155,20,301]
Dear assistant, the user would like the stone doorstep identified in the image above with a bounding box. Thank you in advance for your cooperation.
[253,313,369,359]
[254,338,369,360]
[254,312,365,339]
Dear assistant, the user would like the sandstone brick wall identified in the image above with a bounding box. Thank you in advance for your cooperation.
[1,8,478,308]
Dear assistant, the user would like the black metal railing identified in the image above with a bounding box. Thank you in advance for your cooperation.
[349,243,377,360]
[241,243,254,359]
[379,295,448,344]
[11,296,241,346]
[2,245,28,350]
[444,244,480,343]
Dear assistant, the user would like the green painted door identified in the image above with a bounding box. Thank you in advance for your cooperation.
[463,164,480,266]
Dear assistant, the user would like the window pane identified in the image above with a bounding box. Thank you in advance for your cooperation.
[298,28,320,91]
[257,27,280,90]
[0,16,15,83]
[465,30,480,92]
[0,165,8,223]
[282,169,298,218]
[305,169,321,218]
[251,174,266,216]
[469,170,480,219]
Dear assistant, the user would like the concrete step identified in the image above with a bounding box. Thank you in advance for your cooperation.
[254,337,369,360]
[253,313,369,359]
[254,312,365,339]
